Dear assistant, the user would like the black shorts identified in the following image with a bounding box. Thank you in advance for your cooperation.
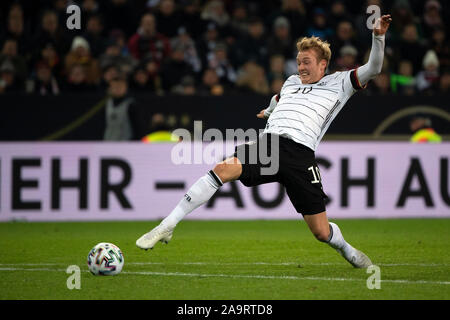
[233,133,327,215]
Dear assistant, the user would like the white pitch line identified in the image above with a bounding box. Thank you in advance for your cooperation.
[0,267,449,286]
[0,262,449,267]
[128,261,450,267]
[0,263,61,266]
[124,271,450,286]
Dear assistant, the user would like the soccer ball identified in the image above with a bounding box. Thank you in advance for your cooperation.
[87,242,124,276]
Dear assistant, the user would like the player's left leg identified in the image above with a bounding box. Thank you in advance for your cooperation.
[136,133,279,250]
[136,157,242,250]
[303,211,372,268]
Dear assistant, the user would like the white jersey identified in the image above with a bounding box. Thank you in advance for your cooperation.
[263,34,386,152]
[263,70,359,151]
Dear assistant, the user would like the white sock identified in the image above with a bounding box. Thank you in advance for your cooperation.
[327,222,355,257]
[160,170,223,229]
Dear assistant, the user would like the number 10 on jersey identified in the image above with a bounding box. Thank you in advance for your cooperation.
[308,166,322,184]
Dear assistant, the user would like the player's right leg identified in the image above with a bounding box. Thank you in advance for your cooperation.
[303,212,372,268]
[136,157,242,250]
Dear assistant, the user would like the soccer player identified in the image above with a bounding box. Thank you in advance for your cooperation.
[136,15,392,268]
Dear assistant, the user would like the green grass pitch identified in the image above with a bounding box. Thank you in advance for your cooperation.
[0,219,449,300]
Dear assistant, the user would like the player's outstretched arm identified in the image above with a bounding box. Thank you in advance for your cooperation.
[256,109,266,119]
[356,14,392,86]
[373,14,392,36]
[257,94,279,119]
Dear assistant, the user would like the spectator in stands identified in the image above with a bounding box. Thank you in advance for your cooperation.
[143,57,164,94]
[391,60,415,95]
[201,0,230,28]
[109,29,131,57]
[208,42,237,87]
[421,0,444,38]
[171,75,197,95]
[390,0,422,42]
[0,0,449,96]
[232,17,268,68]
[155,0,182,38]
[99,63,120,91]
[81,0,100,17]
[269,0,307,40]
[63,64,96,92]
[306,8,333,40]
[0,38,27,86]
[196,21,222,72]
[267,54,288,85]
[160,43,194,92]
[228,2,249,39]
[6,3,24,24]
[64,36,100,86]
[179,0,204,37]
[236,61,270,95]
[99,39,137,76]
[133,62,164,95]
[104,73,148,141]
[198,68,225,96]
[329,20,361,67]
[0,59,21,93]
[430,28,450,72]
[1,3,30,57]
[34,42,61,81]
[127,13,171,71]
[82,14,108,58]
[130,64,152,93]
[33,9,71,56]
[26,60,60,95]
[270,76,285,95]
[267,16,294,61]
[416,50,440,94]
[328,0,352,30]
[369,71,391,95]
[170,26,202,73]
[334,45,359,71]
[103,0,137,37]
[394,23,426,75]
[439,70,450,92]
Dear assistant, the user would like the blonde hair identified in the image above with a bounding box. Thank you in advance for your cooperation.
[296,36,332,66]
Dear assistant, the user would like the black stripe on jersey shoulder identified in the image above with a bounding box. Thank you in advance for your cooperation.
[350,69,367,90]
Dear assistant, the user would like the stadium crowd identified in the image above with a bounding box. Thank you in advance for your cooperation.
[0,0,449,96]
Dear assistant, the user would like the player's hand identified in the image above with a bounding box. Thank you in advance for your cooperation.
[373,14,392,36]
[257,109,266,119]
